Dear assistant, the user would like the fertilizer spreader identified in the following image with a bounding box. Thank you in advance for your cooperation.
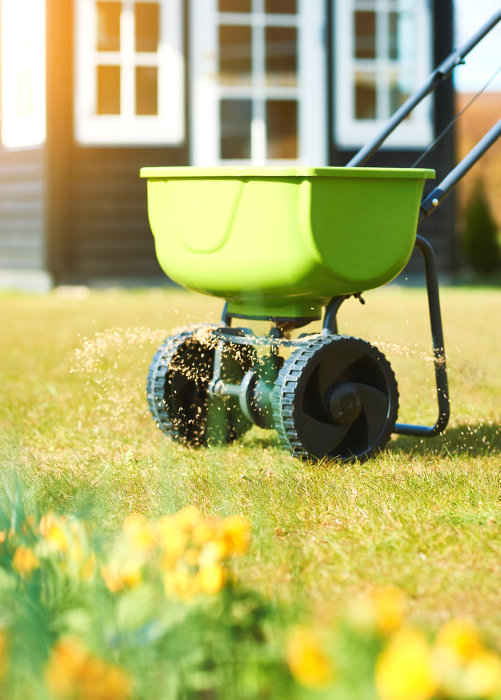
[141,11,500,462]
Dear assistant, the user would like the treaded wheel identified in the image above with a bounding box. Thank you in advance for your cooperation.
[147,326,254,446]
[272,335,399,462]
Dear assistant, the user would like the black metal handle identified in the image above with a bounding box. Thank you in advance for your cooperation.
[420,119,501,220]
[393,235,450,438]
[347,10,501,168]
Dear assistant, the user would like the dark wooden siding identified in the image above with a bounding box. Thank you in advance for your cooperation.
[61,147,187,282]
[0,148,46,270]
[45,0,190,284]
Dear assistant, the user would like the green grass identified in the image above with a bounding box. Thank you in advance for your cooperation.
[1,285,500,644]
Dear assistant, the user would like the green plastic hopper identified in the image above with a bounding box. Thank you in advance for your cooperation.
[140,166,435,320]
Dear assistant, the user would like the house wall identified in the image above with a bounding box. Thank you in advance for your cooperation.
[46,0,190,284]
[62,147,187,282]
[44,0,457,286]
[0,148,50,289]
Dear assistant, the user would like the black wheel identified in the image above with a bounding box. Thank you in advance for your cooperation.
[147,326,254,446]
[272,335,399,462]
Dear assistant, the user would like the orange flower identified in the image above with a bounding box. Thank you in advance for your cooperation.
[12,545,39,578]
[46,639,131,700]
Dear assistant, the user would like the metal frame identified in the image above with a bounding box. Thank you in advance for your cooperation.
[393,236,449,437]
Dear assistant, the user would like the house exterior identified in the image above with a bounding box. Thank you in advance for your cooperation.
[0,0,456,290]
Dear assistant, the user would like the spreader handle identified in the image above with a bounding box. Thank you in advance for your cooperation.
[347,10,501,168]
[419,119,501,220]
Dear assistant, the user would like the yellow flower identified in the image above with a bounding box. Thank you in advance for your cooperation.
[463,651,501,697]
[164,565,197,600]
[376,628,437,700]
[12,545,40,578]
[80,552,97,581]
[184,546,201,567]
[46,639,132,700]
[221,516,250,557]
[156,517,188,568]
[122,513,156,553]
[197,563,226,595]
[349,586,405,636]
[286,627,334,689]
[101,560,142,593]
[173,506,201,532]
[40,513,69,553]
[192,520,219,546]
[0,631,7,681]
[435,618,484,665]
[0,531,6,544]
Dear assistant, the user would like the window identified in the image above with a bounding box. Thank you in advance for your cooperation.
[1,0,46,148]
[74,0,184,145]
[334,0,433,149]
[191,0,326,165]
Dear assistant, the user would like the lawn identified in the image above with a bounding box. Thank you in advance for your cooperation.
[1,283,500,696]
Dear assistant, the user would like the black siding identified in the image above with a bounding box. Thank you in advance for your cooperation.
[61,147,187,282]
[0,149,46,271]
[46,0,190,284]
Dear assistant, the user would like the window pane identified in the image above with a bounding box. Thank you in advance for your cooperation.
[354,11,375,59]
[219,25,252,85]
[265,26,297,86]
[265,0,296,13]
[97,65,121,114]
[267,100,297,159]
[136,66,158,114]
[388,11,414,62]
[218,0,251,12]
[389,72,411,115]
[355,72,376,120]
[135,2,159,52]
[220,99,251,159]
[96,1,121,51]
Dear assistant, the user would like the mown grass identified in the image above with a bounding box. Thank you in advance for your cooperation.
[1,285,500,645]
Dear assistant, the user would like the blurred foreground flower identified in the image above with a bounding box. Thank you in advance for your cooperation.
[104,507,250,601]
[46,639,132,700]
[122,513,157,553]
[434,618,501,698]
[12,545,39,578]
[349,585,405,636]
[286,627,335,689]
[376,627,437,700]
[39,512,96,580]
[0,631,7,681]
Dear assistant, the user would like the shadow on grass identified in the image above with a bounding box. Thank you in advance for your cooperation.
[390,422,501,458]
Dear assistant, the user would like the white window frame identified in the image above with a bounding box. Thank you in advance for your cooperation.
[74,0,184,145]
[1,0,47,148]
[190,0,327,166]
[334,0,433,149]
